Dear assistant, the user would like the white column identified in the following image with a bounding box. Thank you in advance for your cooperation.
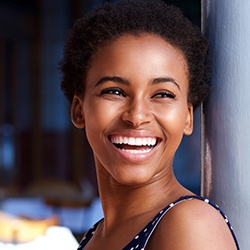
[202,0,250,248]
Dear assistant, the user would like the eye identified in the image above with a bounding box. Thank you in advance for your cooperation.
[152,91,175,99]
[100,87,126,97]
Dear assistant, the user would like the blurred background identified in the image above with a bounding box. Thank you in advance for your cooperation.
[0,0,201,243]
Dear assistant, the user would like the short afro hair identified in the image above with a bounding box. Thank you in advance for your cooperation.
[59,0,210,109]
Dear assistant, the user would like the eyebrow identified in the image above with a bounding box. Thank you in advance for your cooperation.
[95,76,129,87]
[95,76,180,89]
[152,77,180,90]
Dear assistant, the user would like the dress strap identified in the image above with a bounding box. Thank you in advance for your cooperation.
[77,219,103,250]
[123,195,240,250]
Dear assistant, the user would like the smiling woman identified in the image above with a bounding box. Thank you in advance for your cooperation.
[59,0,239,249]
[71,34,193,186]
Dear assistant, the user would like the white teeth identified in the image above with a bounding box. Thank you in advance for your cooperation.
[128,137,135,145]
[135,138,142,146]
[111,136,157,146]
[124,137,129,144]
[121,148,152,154]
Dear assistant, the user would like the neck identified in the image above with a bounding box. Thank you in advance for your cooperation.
[97,169,190,229]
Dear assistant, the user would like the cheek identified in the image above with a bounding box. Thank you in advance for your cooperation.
[158,107,188,136]
[84,101,119,141]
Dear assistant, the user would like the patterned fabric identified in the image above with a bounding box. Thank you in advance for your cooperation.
[77,195,240,250]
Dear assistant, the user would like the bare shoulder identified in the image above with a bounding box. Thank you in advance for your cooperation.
[147,197,237,250]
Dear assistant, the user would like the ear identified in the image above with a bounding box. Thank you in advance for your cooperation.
[183,104,193,136]
[71,95,85,129]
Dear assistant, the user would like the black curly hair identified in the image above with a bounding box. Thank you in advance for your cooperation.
[59,0,210,109]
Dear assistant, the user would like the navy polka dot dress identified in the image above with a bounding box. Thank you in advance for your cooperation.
[77,195,240,250]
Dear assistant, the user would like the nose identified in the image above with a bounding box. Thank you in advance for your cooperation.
[121,97,153,127]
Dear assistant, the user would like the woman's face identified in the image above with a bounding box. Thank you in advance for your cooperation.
[72,34,193,186]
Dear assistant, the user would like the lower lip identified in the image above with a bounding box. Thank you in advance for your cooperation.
[110,142,158,163]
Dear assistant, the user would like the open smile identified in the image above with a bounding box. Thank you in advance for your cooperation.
[109,135,159,155]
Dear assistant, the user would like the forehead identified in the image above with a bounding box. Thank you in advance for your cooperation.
[95,33,186,58]
[87,33,189,87]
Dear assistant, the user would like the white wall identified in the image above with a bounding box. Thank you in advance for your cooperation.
[203,0,250,248]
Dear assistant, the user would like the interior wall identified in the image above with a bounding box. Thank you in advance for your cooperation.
[0,0,201,197]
